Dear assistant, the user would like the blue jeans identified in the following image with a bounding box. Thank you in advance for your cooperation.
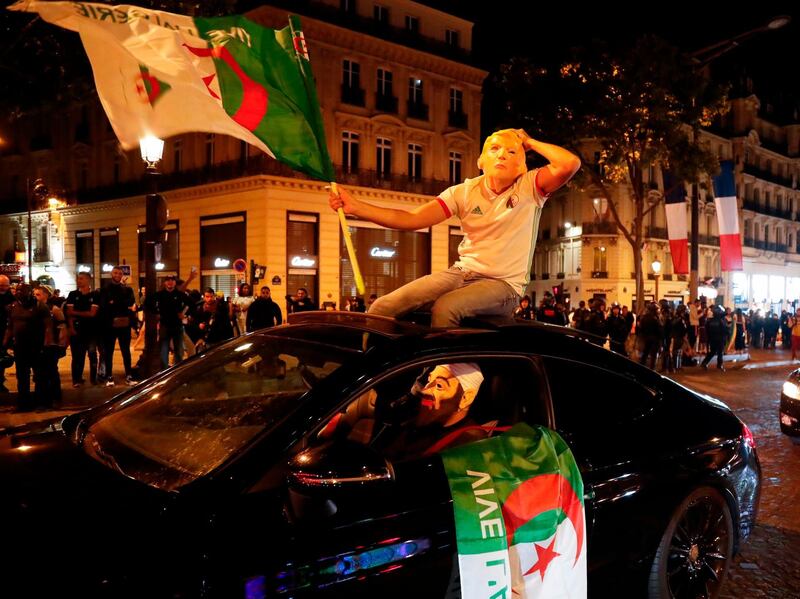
[159,326,185,369]
[368,267,520,327]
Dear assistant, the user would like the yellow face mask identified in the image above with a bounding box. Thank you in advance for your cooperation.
[477,129,527,180]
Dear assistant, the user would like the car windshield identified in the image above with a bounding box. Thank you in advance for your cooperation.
[85,334,354,491]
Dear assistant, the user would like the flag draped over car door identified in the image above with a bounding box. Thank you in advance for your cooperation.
[440,423,587,599]
[8,1,335,182]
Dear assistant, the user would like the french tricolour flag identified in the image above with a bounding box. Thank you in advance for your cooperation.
[663,171,689,274]
[712,161,743,271]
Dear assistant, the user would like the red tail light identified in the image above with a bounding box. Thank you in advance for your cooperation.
[742,423,756,450]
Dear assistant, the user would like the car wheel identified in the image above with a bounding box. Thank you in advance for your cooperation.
[648,486,734,599]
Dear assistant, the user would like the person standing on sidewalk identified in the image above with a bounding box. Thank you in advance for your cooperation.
[637,303,662,370]
[702,306,730,371]
[246,287,282,332]
[99,266,137,387]
[3,284,52,411]
[34,285,68,407]
[0,275,15,393]
[155,274,191,370]
[790,309,800,362]
[65,272,100,387]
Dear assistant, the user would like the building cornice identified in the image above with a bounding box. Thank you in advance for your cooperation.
[30,175,436,218]
[247,5,487,87]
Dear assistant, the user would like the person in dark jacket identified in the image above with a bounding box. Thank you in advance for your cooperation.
[606,304,629,355]
[638,303,662,370]
[195,288,234,349]
[3,284,53,411]
[0,275,16,393]
[584,298,607,345]
[670,304,689,371]
[571,300,587,329]
[286,288,318,314]
[702,306,730,370]
[764,312,780,349]
[246,287,283,331]
[659,301,674,373]
[513,295,534,320]
[156,275,191,369]
[99,266,137,386]
[536,294,564,325]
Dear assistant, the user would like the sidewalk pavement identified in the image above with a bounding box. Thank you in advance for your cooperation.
[1,343,797,431]
[0,344,146,430]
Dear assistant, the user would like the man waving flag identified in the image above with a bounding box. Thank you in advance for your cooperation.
[8,1,335,182]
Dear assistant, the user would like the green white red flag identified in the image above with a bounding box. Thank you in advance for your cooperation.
[8,1,335,181]
[441,423,587,598]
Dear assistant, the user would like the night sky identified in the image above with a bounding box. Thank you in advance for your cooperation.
[450,2,800,101]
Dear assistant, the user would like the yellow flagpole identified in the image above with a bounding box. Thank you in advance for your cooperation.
[331,182,365,296]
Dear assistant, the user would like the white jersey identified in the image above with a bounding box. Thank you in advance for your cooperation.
[437,169,549,296]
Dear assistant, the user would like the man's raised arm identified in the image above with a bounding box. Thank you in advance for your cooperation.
[517,130,581,196]
[329,186,449,231]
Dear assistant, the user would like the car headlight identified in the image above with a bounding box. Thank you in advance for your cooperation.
[783,381,800,400]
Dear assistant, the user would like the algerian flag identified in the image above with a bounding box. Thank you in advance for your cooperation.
[441,423,586,599]
[8,1,335,181]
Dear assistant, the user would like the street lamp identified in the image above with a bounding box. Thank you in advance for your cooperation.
[686,15,791,301]
[651,259,662,302]
[26,178,49,283]
[137,135,167,379]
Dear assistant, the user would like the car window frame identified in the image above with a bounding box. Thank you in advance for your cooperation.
[298,351,555,456]
[539,355,661,438]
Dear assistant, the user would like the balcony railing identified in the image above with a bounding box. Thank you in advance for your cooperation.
[341,85,365,107]
[742,197,793,220]
[698,234,720,246]
[743,163,794,189]
[375,93,398,114]
[407,100,429,121]
[591,271,608,278]
[581,221,617,234]
[646,226,667,239]
[448,111,468,129]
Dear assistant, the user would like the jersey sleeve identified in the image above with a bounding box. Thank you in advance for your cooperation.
[436,184,462,219]
[520,168,550,208]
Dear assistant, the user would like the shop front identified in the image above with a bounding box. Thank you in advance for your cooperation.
[339,221,431,308]
[200,213,246,300]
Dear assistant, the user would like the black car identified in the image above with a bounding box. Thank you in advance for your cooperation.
[780,368,800,440]
[0,312,760,598]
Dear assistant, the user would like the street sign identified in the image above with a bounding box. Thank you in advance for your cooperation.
[120,265,131,277]
[272,276,282,286]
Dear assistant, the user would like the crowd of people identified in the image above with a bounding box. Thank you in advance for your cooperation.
[514,292,798,373]
[0,267,291,412]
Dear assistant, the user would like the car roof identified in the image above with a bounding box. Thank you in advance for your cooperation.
[283,310,603,350]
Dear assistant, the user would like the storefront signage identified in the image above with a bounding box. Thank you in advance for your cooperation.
[155,262,165,271]
[370,247,396,259]
[214,258,231,268]
[290,255,317,268]
[77,264,92,273]
[120,265,131,277]
[102,263,114,273]
[0,264,21,275]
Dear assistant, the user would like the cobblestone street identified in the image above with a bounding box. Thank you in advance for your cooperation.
[673,352,800,598]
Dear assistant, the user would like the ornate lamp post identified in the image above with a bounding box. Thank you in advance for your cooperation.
[651,259,662,303]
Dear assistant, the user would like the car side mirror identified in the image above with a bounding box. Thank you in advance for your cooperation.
[287,441,394,521]
[288,441,394,488]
